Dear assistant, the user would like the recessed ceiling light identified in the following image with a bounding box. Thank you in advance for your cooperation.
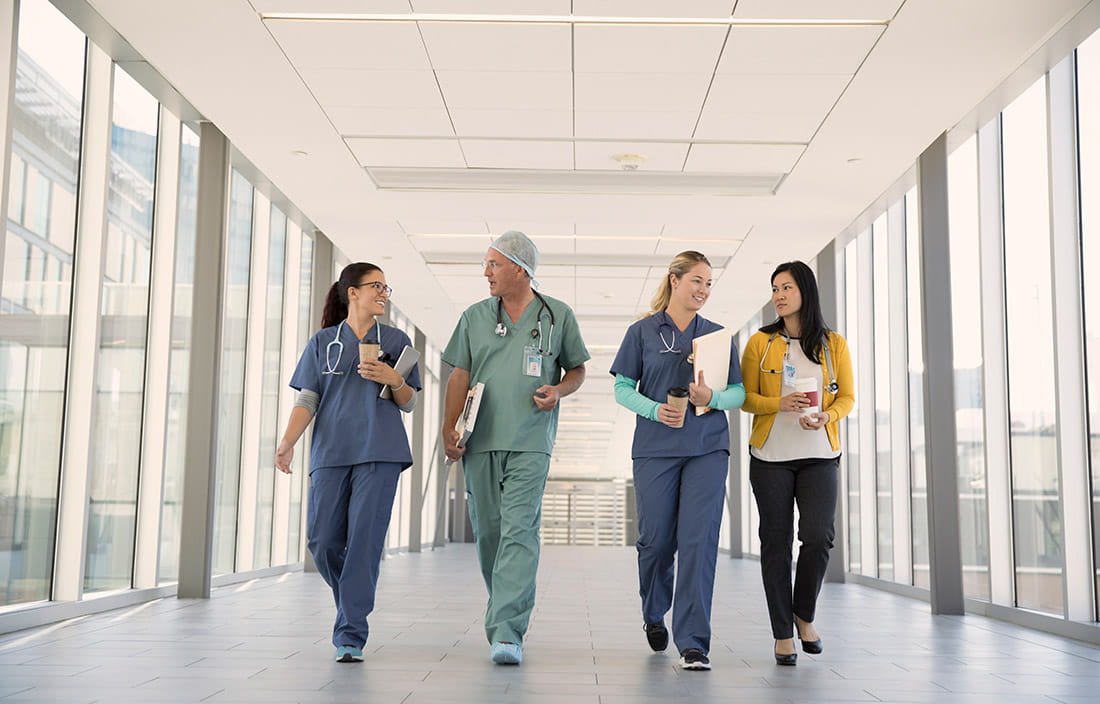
[846,157,863,164]
[290,149,308,157]
[261,12,890,28]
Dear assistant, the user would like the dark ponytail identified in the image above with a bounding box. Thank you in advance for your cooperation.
[320,262,382,328]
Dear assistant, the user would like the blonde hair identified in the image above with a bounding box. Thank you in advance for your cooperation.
[645,250,711,317]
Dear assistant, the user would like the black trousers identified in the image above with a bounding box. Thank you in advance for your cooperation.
[749,455,839,640]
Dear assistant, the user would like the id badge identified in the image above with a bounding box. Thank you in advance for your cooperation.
[523,346,543,377]
[783,363,797,386]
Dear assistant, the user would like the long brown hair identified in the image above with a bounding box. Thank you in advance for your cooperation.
[645,250,711,317]
[321,262,382,328]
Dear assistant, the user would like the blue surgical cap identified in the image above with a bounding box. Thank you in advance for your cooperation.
[490,230,540,289]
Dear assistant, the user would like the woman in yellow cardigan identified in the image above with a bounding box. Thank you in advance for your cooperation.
[740,261,854,666]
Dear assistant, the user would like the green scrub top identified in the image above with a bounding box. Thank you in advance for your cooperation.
[443,293,590,455]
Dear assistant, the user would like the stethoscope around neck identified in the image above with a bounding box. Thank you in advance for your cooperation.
[495,291,556,356]
[760,332,839,394]
[322,319,382,375]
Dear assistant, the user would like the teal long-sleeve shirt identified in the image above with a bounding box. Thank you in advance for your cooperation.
[613,374,745,421]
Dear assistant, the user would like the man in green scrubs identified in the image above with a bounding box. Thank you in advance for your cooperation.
[442,231,589,666]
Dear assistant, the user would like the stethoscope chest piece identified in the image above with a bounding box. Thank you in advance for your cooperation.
[495,322,507,337]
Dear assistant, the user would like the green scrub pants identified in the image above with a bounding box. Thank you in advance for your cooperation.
[462,450,551,645]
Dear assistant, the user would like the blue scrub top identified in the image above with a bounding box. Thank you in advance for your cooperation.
[290,321,422,472]
[610,311,742,460]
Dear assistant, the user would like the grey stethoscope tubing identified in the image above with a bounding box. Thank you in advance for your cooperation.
[322,319,381,375]
[760,332,839,394]
[494,292,556,355]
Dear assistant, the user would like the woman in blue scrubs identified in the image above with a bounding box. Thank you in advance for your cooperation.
[610,250,745,671]
[274,262,421,663]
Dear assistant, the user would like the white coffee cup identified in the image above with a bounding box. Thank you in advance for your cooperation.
[793,377,819,417]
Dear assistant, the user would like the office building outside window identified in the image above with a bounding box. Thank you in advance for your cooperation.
[0,0,85,606]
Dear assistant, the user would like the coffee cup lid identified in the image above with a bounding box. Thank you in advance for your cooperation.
[668,386,688,397]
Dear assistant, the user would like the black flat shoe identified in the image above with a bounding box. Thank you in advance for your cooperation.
[774,641,797,666]
[643,621,668,652]
[800,637,822,654]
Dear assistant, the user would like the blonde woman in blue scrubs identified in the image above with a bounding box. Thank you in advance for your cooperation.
[610,250,745,671]
[275,262,421,663]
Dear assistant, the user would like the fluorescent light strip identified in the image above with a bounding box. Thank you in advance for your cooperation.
[261,13,889,28]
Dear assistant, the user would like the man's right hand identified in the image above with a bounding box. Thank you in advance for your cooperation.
[443,427,466,462]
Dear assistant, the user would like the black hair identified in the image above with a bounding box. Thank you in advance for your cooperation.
[321,262,383,329]
[759,260,830,364]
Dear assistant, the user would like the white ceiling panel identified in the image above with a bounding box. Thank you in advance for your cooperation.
[267,20,431,70]
[419,23,571,71]
[490,221,576,237]
[576,223,661,237]
[576,285,640,306]
[435,71,572,110]
[532,265,577,277]
[703,74,851,116]
[434,274,495,297]
[660,224,752,239]
[655,238,742,256]
[694,109,825,142]
[575,265,651,279]
[411,1,570,13]
[426,262,484,278]
[460,139,573,169]
[485,222,574,237]
[411,237,492,254]
[574,26,727,74]
[732,0,902,20]
[574,73,712,113]
[576,238,658,255]
[718,26,883,75]
[328,106,454,136]
[402,220,489,235]
[573,1,735,18]
[575,141,689,171]
[299,69,442,109]
[254,1,413,11]
[574,110,700,140]
[685,143,805,173]
[347,137,466,167]
[450,109,573,138]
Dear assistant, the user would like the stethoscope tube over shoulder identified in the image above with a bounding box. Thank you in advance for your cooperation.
[759,332,838,394]
[494,291,556,355]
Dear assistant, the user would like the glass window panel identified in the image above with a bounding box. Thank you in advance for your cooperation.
[947,134,991,600]
[212,170,253,576]
[1002,77,1064,614]
[844,239,861,573]
[84,66,159,593]
[1077,28,1100,618]
[0,0,85,606]
[254,205,286,569]
[287,230,313,563]
[159,124,200,584]
[905,189,929,588]
[872,215,893,580]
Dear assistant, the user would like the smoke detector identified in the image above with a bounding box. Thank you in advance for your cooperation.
[612,153,647,171]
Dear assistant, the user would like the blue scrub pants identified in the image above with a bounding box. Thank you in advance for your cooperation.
[633,450,728,655]
[462,451,551,645]
[307,462,401,649]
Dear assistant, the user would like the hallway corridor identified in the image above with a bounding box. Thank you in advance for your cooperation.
[0,545,1097,703]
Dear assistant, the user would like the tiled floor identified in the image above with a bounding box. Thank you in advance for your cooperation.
[1,544,1098,703]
